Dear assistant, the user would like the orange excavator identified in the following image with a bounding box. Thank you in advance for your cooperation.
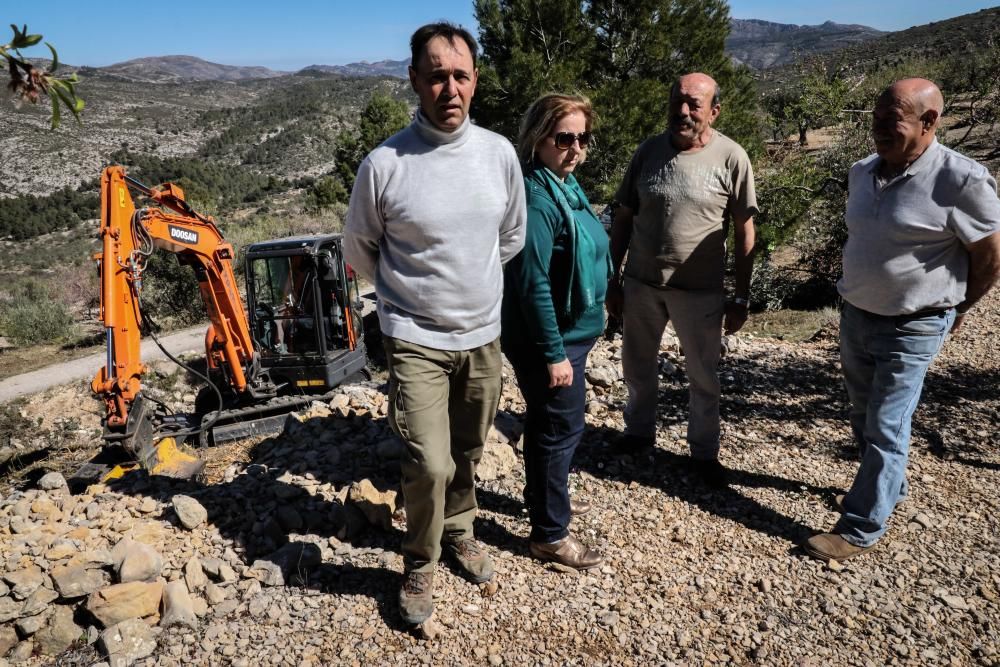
[86,166,367,480]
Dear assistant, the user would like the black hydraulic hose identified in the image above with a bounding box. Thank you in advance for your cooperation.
[133,292,224,441]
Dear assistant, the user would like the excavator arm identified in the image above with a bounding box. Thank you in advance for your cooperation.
[91,166,260,472]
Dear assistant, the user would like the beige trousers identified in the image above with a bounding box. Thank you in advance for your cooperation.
[383,335,502,573]
[621,277,724,460]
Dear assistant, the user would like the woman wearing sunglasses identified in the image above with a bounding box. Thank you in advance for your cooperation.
[501,93,610,569]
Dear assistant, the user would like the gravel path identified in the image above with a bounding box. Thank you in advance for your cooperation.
[1,288,997,666]
[0,326,206,404]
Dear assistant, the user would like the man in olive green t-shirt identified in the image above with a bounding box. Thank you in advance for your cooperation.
[607,72,758,487]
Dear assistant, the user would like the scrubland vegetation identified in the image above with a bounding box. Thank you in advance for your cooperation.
[1,2,998,362]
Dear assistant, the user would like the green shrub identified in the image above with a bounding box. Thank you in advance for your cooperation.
[0,297,76,344]
[139,252,205,327]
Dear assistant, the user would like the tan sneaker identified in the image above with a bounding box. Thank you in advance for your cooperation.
[803,533,875,562]
[529,534,603,570]
[444,539,495,583]
[399,571,434,625]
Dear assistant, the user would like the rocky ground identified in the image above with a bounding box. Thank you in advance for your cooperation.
[0,288,998,666]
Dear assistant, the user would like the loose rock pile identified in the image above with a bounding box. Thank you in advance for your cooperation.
[1,291,998,665]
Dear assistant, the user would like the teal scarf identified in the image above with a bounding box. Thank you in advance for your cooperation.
[527,166,607,322]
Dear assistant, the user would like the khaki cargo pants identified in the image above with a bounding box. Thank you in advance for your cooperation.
[383,335,502,573]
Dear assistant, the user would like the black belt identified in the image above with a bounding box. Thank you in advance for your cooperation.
[847,303,952,319]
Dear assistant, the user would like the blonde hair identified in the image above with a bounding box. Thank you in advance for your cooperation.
[516,93,594,166]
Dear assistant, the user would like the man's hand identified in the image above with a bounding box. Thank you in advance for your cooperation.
[950,312,967,334]
[605,281,624,319]
[548,359,573,388]
[724,301,749,335]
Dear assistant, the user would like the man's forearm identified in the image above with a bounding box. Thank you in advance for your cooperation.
[732,217,756,299]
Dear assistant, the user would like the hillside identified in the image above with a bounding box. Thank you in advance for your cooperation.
[0,71,412,199]
[90,56,289,83]
[727,19,883,70]
[767,6,1000,78]
[301,59,409,79]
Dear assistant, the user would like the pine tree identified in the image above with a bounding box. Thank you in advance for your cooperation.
[473,0,761,200]
[335,93,412,191]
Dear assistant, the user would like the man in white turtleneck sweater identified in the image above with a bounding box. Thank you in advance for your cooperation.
[344,22,525,626]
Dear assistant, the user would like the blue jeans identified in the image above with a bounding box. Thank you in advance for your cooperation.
[836,303,954,547]
[507,339,595,543]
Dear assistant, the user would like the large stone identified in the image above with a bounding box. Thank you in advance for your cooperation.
[44,542,77,561]
[4,566,45,600]
[86,581,163,628]
[98,617,157,666]
[246,560,284,587]
[160,580,198,629]
[0,596,21,623]
[117,541,163,583]
[30,498,60,521]
[172,495,208,530]
[15,611,47,636]
[476,440,517,482]
[184,557,208,593]
[9,639,33,662]
[346,479,398,530]
[217,563,238,584]
[199,557,222,578]
[34,605,83,656]
[21,586,59,616]
[266,542,322,586]
[37,472,68,492]
[0,624,18,656]
[204,582,227,605]
[51,564,107,599]
[585,365,617,388]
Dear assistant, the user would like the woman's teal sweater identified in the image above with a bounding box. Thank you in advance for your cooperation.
[501,167,610,363]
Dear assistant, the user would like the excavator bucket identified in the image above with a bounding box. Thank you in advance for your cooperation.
[139,437,205,479]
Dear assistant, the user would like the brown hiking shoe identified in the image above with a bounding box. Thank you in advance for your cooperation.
[529,534,603,570]
[444,539,495,583]
[399,571,434,625]
[803,533,875,563]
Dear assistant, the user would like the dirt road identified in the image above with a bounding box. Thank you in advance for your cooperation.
[0,326,207,403]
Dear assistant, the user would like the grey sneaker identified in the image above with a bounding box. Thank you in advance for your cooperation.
[399,570,434,625]
[444,539,495,583]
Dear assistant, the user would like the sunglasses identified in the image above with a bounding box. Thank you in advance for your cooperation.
[552,131,592,150]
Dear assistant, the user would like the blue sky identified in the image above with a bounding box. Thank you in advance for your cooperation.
[9,0,998,70]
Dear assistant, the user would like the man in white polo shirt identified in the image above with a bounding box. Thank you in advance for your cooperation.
[804,78,1000,562]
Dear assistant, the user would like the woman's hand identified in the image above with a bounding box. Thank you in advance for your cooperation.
[547,359,573,388]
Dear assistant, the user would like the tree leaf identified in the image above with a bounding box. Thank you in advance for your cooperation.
[46,42,59,72]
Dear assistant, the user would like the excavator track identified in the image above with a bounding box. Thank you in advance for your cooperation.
[193,390,346,447]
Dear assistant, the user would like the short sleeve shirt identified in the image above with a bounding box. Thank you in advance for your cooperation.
[838,140,1000,315]
[614,131,758,290]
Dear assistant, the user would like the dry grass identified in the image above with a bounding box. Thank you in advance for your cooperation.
[745,306,839,342]
[198,436,264,485]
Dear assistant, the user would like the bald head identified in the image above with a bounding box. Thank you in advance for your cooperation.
[880,78,944,118]
[872,77,943,169]
[669,72,721,150]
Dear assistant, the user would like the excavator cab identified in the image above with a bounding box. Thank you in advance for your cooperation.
[244,234,366,392]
